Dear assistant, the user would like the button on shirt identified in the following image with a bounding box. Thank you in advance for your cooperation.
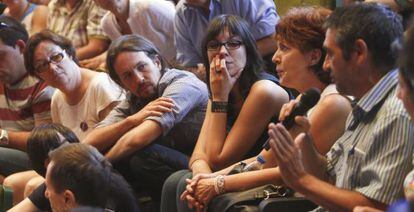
[315,69,414,211]
[174,0,279,67]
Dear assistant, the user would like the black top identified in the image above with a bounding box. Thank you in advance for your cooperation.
[28,183,51,211]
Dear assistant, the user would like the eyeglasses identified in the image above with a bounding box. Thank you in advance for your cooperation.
[34,51,66,73]
[207,40,243,51]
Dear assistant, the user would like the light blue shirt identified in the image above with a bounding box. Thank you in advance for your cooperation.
[174,0,279,67]
[96,69,208,154]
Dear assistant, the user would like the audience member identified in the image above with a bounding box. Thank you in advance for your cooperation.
[83,35,208,202]
[0,15,54,179]
[161,14,289,212]
[83,0,176,70]
[7,123,79,209]
[42,143,139,211]
[168,7,352,211]
[353,17,414,212]
[25,30,124,140]
[175,0,279,79]
[269,3,414,211]
[47,0,109,61]
[1,0,47,35]
[2,30,125,204]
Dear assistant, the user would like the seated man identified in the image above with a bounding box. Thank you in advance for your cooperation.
[84,0,176,69]
[175,0,279,79]
[0,15,54,179]
[83,35,208,202]
[45,143,139,212]
[269,3,414,211]
[47,0,110,61]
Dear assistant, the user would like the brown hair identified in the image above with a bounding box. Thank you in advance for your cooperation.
[276,7,332,84]
[24,30,79,75]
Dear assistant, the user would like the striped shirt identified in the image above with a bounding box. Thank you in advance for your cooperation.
[316,69,414,211]
[47,0,108,48]
[0,75,54,131]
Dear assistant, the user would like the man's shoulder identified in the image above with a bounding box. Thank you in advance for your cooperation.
[380,86,409,117]
[160,69,203,85]
[158,69,208,99]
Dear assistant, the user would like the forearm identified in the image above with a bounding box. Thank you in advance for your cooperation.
[256,34,277,56]
[191,159,213,175]
[296,175,387,211]
[83,117,137,152]
[105,120,162,163]
[224,168,284,192]
[303,152,329,181]
[6,131,30,151]
[213,157,256,176]
[76,38,109,60]
[204,111,228,167]
[9,198,39,212]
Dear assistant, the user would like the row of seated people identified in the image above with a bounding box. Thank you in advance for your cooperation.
[0,0,279,80]
[0,2,414,212]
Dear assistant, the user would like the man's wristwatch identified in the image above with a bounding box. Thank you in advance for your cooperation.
[0,129,9,146]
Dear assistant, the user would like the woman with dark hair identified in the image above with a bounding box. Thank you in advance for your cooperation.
[162,8,353,211]
[24,30,124,141]
[161,14,289,211]
[9,128,140,211]
[8,123,79,211]
[3,30,124,204]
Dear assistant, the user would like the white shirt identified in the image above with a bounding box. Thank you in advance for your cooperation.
[51,72,125,141]
[101,0,176,64]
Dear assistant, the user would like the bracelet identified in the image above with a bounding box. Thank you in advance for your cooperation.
[211,101,228,113]
[214,175,225,194]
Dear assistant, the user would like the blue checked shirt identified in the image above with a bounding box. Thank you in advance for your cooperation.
[174,0,279,67]
[315,69,414,211]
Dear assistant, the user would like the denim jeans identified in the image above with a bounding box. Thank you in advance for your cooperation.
[128,144,189,203]
[0,147,31,176]
[160,169,195,212]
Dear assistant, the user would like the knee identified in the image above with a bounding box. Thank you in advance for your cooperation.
[161,170,190,211]
[3,174,23,190]
[163,170,189,194]
[24,177,44,197]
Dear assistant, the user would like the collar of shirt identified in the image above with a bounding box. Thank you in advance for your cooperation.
[346,69,398,130]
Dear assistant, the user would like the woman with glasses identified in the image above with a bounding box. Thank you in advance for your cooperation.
[162,8,353,211]
[161,14,289,212]
[24,30,124,141]
[3,30,124,204]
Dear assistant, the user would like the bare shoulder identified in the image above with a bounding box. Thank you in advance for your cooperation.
[316,94,352,115]
[249,80,289,102]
